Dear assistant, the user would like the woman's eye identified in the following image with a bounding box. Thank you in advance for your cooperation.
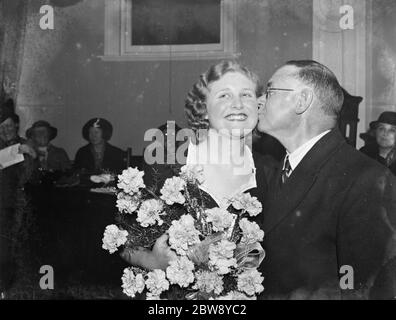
[242,92,254,98]
[218,93,231,99]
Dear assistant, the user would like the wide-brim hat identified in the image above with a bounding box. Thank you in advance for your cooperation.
[0,98,16,124]
[26,120,58,141]
[370,112,396,129]
[82,118,113,141]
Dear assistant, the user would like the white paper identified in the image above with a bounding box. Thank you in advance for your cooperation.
[0,144,25,169]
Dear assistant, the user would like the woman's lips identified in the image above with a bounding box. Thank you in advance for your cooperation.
[225,113,248,121]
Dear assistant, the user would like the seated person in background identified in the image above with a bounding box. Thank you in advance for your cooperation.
[0,98,36,164]
[0,98,36,294]
[26,120,71,172]
[360,111,396,175]
[74,118,125,174]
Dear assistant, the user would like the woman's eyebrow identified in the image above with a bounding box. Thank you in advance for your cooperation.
[214,88,230,94]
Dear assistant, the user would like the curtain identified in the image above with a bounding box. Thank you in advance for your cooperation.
[0,0,29,103]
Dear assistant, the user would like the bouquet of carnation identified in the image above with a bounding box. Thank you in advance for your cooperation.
[102,165,265,300]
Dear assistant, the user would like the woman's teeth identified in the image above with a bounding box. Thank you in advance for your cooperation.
[226,114,247,121]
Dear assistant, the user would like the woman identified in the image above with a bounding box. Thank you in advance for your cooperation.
[121,60,275,270]
[74,118,126,174]
[26,120,71,172]
[360,111,396,175]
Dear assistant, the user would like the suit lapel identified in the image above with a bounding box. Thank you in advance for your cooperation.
[263,129,346,234]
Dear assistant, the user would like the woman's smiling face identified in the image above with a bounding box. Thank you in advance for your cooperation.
[0,117,18,143]
[205,71,258,138]
[376,122,396,149]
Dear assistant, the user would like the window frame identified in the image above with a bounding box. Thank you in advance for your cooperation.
[102,0,238,61]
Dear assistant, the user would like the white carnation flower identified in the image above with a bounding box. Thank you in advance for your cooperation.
[231,193,262,217]
[205,208,234,232]
[121,268,145,298]
[116,192,141,214]
[237,269,264,296]
[180,165,205,184]
[160,176,186,205]
[137,199,164,227]
[117,167,145,195]
[166,256,195,288]
[214,290,257,300]
[145,269,169,297]
[239,218,264,245]
[208,239,237,275]
[102,224,128,254]
[168,214,201,255]
[193,270,224,295]
[146,293,162,300]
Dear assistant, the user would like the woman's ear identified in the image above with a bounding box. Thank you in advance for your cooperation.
[296,88,314,115]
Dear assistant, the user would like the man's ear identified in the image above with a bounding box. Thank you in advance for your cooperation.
[295,88,314,115]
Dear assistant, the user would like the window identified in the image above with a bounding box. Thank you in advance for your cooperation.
[103,0,238,61]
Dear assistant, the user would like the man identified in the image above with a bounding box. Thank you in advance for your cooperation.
[257,60,396,299]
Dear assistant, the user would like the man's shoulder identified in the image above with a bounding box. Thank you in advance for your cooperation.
[321,141,393,186]
[337,142,388,173]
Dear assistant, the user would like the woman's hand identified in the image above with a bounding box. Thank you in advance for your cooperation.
[120,234,177,270]
[151,234,178,269]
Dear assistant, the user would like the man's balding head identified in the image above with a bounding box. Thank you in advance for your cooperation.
[285,60,344,118]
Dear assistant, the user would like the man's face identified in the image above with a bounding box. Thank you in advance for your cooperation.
[257,65,302,138]
[0,117,18,143]
[32,127,50,147]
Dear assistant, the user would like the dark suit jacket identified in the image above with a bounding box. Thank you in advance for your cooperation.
[259,129,396,299]
[74,143,126,173]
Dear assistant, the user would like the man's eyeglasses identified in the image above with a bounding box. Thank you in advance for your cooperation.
[265,88,295,99]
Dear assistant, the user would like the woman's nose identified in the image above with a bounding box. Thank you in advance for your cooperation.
[232,96,244,109]
[258,96,266,109]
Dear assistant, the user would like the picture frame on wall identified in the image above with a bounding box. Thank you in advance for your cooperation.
[103,0,238,61]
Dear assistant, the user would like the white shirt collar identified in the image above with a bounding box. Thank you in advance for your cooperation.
[286,130,331,171]
[186,130,256,208]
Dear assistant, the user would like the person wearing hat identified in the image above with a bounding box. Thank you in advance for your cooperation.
[26,120,71,172]
[0,99,36,159]
[360,111,396,175]
[73,118,126,173]
[0,98,37,295]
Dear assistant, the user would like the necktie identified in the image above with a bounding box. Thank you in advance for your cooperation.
[281,155,292,184]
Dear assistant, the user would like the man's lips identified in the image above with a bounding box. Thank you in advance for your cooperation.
[225,113,248,121]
